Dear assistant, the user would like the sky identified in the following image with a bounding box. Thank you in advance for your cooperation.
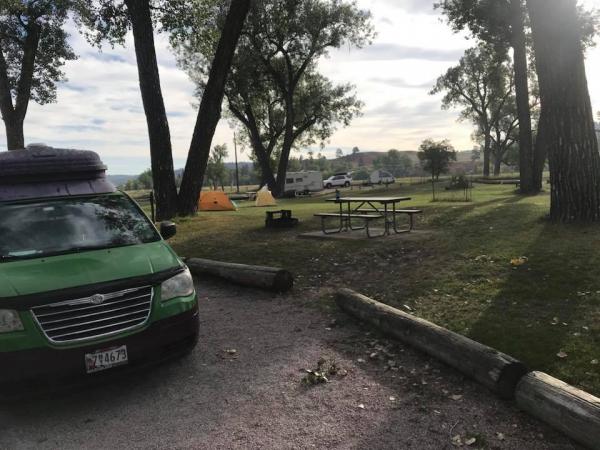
[1,0,600,174]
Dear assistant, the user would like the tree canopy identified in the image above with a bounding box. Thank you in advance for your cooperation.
[431,43,514,177]
[175,0,373,196]
[418,139,457,181]
[0,0,77,149]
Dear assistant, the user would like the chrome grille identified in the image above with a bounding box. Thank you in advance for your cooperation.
[31,286,153,344]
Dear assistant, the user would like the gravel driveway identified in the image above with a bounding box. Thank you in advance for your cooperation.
[0,277,579,449]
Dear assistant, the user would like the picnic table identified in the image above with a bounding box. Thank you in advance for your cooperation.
[315,196,422,238]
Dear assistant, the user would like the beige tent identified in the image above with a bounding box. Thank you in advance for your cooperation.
[255,186,277,207]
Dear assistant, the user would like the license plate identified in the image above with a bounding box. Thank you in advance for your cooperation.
[85,345,128,374]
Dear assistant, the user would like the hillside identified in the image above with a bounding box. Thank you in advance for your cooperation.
[333,150,475,174]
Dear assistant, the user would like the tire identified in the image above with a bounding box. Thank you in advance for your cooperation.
[326,183,332,189]
[344,181,350,187]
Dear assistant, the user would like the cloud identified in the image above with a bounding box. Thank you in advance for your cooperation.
[369,77,435,89]
[84,51,130,64]
[379,0,438,15]
[342,43,464,62]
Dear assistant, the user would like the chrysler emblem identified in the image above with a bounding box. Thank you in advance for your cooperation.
[90,294,105,305]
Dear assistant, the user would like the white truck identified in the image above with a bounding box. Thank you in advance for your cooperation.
[284,171,324,195]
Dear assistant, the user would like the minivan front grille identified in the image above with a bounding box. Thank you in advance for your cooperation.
[31,286,153,344]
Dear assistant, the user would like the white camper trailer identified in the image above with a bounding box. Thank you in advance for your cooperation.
[370,169,395,185]
[284,171,323,194]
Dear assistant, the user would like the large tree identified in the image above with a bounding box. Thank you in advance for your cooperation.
[0,0,77,150]
[177,0,373,197]
[527,0,600,222]
[431,43,514,177]
[81,0,250,218]
[436,0,540,192]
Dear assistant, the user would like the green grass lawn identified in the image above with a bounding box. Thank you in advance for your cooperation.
[164,183,599,396]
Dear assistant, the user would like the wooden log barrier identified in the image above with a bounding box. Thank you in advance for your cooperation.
[516,371,600,450]
[185,258,293,292]
[335,288,527,399]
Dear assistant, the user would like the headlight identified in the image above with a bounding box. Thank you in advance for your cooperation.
[0,310,24,333]
[161,267,195,302]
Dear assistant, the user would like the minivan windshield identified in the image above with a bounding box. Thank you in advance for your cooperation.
[0,194,160,262]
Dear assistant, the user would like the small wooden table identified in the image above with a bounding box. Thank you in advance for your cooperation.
[318,196,415,237]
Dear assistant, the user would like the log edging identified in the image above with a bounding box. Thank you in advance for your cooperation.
[185,257,293,292]
[335,288,600,449]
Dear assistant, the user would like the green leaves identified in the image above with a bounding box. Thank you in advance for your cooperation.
[418,139,457,180]
[0,0,77,109]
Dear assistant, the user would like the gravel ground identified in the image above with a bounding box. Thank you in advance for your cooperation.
[0,277,579,450]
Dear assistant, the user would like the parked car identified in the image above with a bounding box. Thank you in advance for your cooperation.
[370,169,396,185]
[323,173,352,189]
[0,145,199,390]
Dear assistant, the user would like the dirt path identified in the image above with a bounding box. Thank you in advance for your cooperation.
[0,278,579,449]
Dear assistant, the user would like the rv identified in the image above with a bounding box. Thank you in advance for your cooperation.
[370,169,395,185]
[284,171,323,194]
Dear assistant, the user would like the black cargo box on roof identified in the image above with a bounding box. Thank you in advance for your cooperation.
[0,145,116,202]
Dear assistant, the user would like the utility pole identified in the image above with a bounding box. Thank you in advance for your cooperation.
[234,131,240,193]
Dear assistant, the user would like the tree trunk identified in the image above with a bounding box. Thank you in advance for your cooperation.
[528,0,600,222]
[252,142,277,190]
[274,94,295,197]
[532,109,548,190]
[483,132,492,177]
[3,117,25,150]
[125,0,178,221]
[510,0,536,194]
[0,20,40,151]
[493,154,502,176]
[177,0,251,216]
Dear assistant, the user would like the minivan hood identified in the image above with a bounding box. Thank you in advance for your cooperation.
[0,241,181,299]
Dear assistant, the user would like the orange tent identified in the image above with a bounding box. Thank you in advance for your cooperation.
[198,191,236,211]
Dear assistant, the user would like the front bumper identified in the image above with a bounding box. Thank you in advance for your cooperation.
[0,305,199,391]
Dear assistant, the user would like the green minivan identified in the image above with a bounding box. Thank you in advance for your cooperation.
[0,146,199,389]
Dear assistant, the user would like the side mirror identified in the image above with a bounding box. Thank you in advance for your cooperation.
[160,221,177,240]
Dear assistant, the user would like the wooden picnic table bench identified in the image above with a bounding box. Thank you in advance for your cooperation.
[314,212,384,238]
[355,208,423,231]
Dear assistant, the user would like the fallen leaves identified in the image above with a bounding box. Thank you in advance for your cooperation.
[510,256,528,267]
[301,357,346,386]
[302,369,328,386]
[451,435,463,447]
[218,348,239,360]
[451,435,477,447]
[464,437,476,446]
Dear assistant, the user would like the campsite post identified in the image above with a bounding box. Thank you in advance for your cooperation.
[234,131,240,194]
